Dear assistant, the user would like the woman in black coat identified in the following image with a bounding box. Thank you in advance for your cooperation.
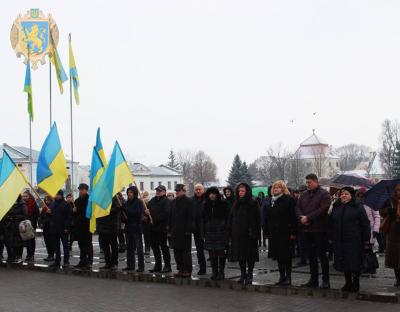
[203,187,229,280]
[228,182,261,285]
[330,186,371,292]
[264,181,297,286]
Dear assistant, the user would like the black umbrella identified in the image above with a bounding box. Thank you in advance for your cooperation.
[329,173,374,189]
[365,179,400,210]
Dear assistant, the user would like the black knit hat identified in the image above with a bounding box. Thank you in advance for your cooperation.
[341,186,356,198]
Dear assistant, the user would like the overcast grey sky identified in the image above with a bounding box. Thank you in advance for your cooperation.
[1,1,399,182]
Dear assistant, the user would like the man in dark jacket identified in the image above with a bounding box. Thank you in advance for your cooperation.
[169,184,194,278]
[148,185,171,273]
[295,174,332,289]
[73,183,93,269]
[97,196,122,270]
[192,184,207,275]
[49,190,72,268]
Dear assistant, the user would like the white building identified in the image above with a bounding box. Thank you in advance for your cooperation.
[129,163,183,196]
[294,131,340,178]
[1,143,80,195]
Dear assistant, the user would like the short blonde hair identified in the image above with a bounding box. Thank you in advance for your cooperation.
[271,180,290,195]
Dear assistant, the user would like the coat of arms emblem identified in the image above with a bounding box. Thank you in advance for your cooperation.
[10,8,59,69]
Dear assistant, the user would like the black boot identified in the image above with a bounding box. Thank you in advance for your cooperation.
[210,257,218,280]
[275,262,286,285]
[280,264,292,286]
[351,272,360,292]
[238,263,246,284]
[245,264,254,285]
[342,272,352,292]
[217,256,226,280]
[394,270,400,287]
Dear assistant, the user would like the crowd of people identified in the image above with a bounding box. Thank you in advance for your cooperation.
[1,174,400,293]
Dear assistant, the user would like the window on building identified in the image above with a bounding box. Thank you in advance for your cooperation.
[329,162,332,167]
[336,162,339,167]
[174,181,178,189]
[168,181,171,190]
[158,181,162,186]
[140,182,144,191]
[150,182,154,190]
[306,162,311,168]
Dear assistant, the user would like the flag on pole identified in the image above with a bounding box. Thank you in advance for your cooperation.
[49,34,68,94]
[89,142,134,217]
[69,34,80,104]
[87,147,106,233]
[95,128,107,166]
[0,150,29,220]
[24,58,33,121]
[36,123,68,196]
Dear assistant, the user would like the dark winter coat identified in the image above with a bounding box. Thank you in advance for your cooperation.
[203,188,230,251]
[1,198,27,247]
[264,194,297,261]
[49,199,72,234]
[148,195,170,233]
[295,186,331,233]
[25,197,39,229]
[380,198,400,269]
[96,196,122,235]
[168,195,194,251]
[228,183,261,262]
[123,197,144,235]
[330,200,371,272]
[73,194,90,238]
[223,187,235,214]
[192,195,205,236]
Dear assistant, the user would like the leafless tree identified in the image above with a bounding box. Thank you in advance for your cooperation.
[266,143,291,181]
[379,119,400,178]
[191,151,217,185]
[335,144,372,171]
[287,150,307,188]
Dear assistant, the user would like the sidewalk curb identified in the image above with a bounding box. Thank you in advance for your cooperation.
[1,263,399,304]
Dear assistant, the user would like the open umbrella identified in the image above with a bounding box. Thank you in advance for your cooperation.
[365,179,400,210]
[329,173,374,189]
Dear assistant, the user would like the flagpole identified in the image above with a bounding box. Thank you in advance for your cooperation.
[29,115,33,187]
[69,33,75,197]
[49,61,52,128]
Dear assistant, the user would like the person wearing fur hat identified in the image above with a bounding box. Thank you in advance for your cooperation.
[329,186,371,292]
[228,182,261,285]
[203,187,230,280]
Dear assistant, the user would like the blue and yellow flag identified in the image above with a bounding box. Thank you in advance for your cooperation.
[36,123,68,197]
[0,150,29,220]
[89,142,134,217]
[69,34,80,104]
[87,147,106,233]
[95,128,107,166]
[49,33,68,94]
[24,59,33,122]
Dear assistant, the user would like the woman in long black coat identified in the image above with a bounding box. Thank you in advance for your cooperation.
[264,181,297,286]
[203,187,229,280]
[228,182,261,285]
[330,186,371,292]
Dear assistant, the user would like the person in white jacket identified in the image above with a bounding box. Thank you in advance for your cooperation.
[357,188,380,245]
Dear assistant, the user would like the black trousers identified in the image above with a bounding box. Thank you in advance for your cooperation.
[0,240,4,257]
[77,233,93,265]
[118,229,126,249]
[296,230,307,263]
[143,223,151,252]
[26,237,36,258]
[194,233,206,271]
[304,232,329,281]
[99,232,118,266]
[173,249,192,273]
[53,232,69,264]
[126,233,144,269]
[150,231,171,269]
[43,224,54,257]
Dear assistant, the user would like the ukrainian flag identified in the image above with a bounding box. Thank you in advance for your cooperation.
[49,33,68,94]
[0,150,29,220]
[36,123,68,197]
[95,128,107,166]
[24,58,33,122]
[89,142,134,217]
[69,34,80,105]
[87,147,106,233]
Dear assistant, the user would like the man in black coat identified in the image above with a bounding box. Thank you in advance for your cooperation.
[49,190,72,268]
[97,196,122,270]
[295,173,332,289]
[148,185,171,273]
[192,184,207,275]
[73,183,93,269]
[168,184,194,278]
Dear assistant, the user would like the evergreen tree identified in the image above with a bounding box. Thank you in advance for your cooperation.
[240,161,254,186]
[167,149,178,169]
[227,154,243,187]
[393,141,400,179]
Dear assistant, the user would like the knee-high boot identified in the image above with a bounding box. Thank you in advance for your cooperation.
[210,256,218,280]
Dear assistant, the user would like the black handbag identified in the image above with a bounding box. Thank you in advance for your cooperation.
[362,249,379,273]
